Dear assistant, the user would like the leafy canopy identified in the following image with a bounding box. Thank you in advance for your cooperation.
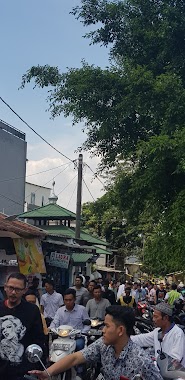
[21,0,185,275]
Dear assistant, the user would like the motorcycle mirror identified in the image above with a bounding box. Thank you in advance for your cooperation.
[25,344,43,363]
[83,319,91,326]
[25,345,51,378]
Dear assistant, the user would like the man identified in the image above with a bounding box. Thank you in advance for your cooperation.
[40,279,64,326]
[50,288,90,348]
[70,275,89,305]
[96,274,105,291]
[102,279,116,305]
[131,302,185,365]
[24,289,48,336]
[156,283,166,303]
[29,276,41,302]
[117,287,136,308]
[0,272,45,380]
[135,283,147,303]
[147,284,157,305]
[50,288,90,377]
[131,282,138,298]
[80,280,96,306]
[86,285,110,320]
[165,282,183,305]
[116,281,126,301]
[29,305,163,380]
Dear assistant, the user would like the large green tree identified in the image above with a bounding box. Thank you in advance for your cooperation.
[21,0,185,274]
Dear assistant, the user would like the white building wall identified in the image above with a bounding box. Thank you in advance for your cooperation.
[25,182,51,210]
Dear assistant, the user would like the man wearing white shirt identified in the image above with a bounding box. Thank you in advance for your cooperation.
[131,302,185,365]
[116,282,125,300]
[40,279,63,326]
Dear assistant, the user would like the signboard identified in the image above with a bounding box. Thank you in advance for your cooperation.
[50,251,70,269]
[13,238,46,275]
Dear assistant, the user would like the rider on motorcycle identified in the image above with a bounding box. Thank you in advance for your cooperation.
[29,305,163,380]
[131,302,185,366]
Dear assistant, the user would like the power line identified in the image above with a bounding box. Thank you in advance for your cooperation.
[84,163,105,187]
[0,193,24,208]
[83,177,96,201]
[66,183,77,208]
[57,174,78,197]
[0,96,75,164]
[25,162,71,200]
[0,162,70,183]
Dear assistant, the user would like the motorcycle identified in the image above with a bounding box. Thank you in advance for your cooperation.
[157,351,185,379]
[86,319,104,344]
[49,320,103,380]
[173,298,185,327]
[49,325,81,380]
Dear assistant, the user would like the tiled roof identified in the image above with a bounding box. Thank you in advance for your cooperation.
[42,225,107,246]
[72,253,93,263]
[0,213,46,238]
[19,203,76,220]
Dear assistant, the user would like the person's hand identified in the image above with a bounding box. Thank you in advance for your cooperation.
[28,370,49,379]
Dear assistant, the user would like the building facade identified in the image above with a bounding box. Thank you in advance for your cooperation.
[0,120,27,215]
[25,182,51,211]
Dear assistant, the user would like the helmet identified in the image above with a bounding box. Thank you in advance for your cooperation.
[173,298,184,311]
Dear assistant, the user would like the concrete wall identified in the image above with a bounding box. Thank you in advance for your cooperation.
[0,121,27,215]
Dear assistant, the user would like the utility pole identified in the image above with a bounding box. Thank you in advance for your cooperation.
[75,154,83,239]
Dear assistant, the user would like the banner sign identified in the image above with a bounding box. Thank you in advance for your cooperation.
[50,252,70,269]
[13,238,46,275]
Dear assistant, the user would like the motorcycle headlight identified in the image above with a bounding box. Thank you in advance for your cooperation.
[142,311,149,318]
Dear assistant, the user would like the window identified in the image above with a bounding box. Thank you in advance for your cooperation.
[30,192,35,205]
[42,195,45,206]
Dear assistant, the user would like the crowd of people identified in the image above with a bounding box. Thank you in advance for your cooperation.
[0,272,185,380]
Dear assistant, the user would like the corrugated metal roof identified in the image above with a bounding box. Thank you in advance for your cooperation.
[72,253,93,263]
[0,213,46,238]
[96,265,123,273]
[42,225,107,246]
[95,246,112,255]
[19,203,76,219]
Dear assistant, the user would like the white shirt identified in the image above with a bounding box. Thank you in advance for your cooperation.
[131,324,185,365]
[50,304,90,333]
[117,284,125,300]
[40,291,64,319]
[148,288,156,302]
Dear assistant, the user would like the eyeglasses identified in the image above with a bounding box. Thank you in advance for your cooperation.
[5,285,25,293]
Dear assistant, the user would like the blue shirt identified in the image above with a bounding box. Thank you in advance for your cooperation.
[81,338,163,380]
[50,304,90,333]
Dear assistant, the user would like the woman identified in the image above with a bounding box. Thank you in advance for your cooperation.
[0,315,26,363]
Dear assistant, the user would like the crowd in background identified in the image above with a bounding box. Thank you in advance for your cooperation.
[19,274,185,328]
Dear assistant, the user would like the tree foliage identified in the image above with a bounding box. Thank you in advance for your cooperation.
[21,0,185,275]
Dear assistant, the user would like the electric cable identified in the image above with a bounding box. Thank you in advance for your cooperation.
[82,177,96,201]
[84,163,105,187]
[0,96,75,163]
[56,174,78,197]
[25,162,72,200]
[0,162,70,183]
[66,183,77,208]
[0,193,24,208]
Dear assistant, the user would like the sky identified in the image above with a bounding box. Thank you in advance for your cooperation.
[0,0,110,212]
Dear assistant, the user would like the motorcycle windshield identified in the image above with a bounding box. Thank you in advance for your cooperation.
[166,355,185,372]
